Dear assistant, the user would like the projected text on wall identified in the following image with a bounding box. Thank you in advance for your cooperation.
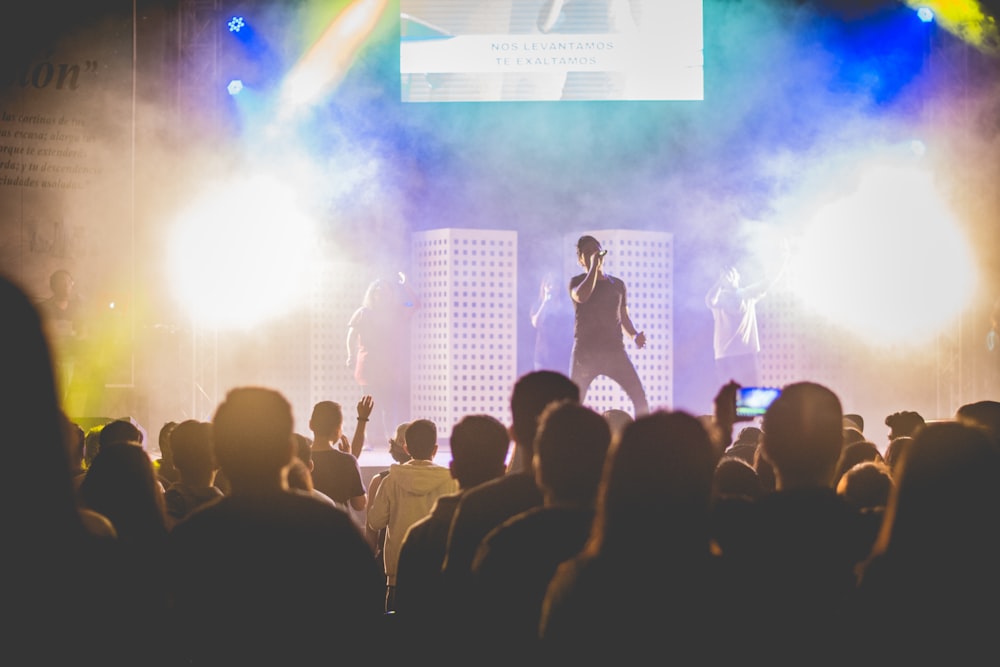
[400,0,703,102]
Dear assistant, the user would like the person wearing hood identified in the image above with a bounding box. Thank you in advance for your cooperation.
[367,419,458,612]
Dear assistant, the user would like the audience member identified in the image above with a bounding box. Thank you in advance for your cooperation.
[367,419,457,612]
[710,456,762,559]
[885,410,925,442]
[162,419,223,525]
[842,425,865,445]
[167,386,384,665]
[843,413,865,433]
[441,370,580,610]
[309,399,369,512]
[837,459,893,556]
[955,399,1000,445]
[725,425,762,465]
[79,442,170,559]
[539,411,722,662]
[67,418,88,490]
[857,421,1000,663]
[83,422,103,469]
[99,417,146,449]
[471,401,612,656]
[366,421,412,554]
[601,407,633,440]
[1,273,140,664]
[834,439,884,485]
[393,414,510,631]
[713,456,764,501]
[153,420,179,487]
[708,380,745,455]
[288,432,338,506]
[77,441,172,656]
[884,435,913,475]
[723,381,872,662]
[753,444,777,494]
[285,456,338,508]
[836,460,893,511]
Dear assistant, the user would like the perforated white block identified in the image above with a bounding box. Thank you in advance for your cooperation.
[564,229,673,416]
[411,229,518,438]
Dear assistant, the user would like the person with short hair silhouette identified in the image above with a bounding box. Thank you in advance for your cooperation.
[472,400,612,657]
[393,414,510,634]
[367,418,457,612]
[162,419,223,525]
[721,381,871,663]
[167,386,384,664]
[309,399,369,512]
[442,371,580,598]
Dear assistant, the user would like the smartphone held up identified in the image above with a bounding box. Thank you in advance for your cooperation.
[735,386,782,418]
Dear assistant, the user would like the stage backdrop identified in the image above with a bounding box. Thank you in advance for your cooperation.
[0,6,136,420]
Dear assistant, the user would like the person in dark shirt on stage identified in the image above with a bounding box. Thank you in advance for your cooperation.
[569,235,649,416]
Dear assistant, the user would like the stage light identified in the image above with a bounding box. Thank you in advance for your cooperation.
[792,159,975,348]
[168,176,320,331]
[228,16,246,33]
[916,7,934,23]
[227,79,244,96]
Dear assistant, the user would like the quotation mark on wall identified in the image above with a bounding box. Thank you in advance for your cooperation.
[84,61,99,73]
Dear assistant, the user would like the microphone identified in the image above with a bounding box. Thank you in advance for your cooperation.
[597,249,608,257]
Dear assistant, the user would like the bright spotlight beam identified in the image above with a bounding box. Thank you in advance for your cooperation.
[792,161,977,347]
[278,0,389,116]
[168,177,319,331]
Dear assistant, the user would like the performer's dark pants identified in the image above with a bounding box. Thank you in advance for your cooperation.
[571,345,649,416]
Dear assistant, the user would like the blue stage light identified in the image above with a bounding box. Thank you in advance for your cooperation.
[916,7,934,23]
[228,16,246,33]
[227,79,244,96]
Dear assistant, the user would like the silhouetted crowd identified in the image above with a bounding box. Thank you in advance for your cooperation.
[5,271,1000,666]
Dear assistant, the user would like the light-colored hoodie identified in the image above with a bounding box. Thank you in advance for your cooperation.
[367,459,458,586]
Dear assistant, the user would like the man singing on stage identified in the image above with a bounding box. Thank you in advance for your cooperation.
[568,235,649,416]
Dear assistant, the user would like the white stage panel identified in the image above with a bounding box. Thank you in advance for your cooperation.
[411,229,518,438]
